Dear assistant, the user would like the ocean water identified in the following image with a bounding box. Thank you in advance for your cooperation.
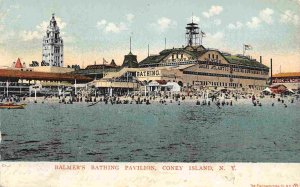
[0,100,299,162]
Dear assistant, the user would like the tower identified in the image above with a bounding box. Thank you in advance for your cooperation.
[122,37,138,68]
[42,13,64,67]
[185,19,200,46]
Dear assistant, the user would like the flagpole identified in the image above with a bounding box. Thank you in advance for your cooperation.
[200,31,203,45]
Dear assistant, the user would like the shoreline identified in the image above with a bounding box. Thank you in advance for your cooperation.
[21,94,298,107]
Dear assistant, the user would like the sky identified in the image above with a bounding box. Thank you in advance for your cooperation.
[0,0,299,74]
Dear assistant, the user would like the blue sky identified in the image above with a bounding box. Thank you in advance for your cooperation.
[0,0,299,73]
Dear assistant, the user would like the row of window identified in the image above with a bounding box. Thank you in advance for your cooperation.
[208,54,219,60]
[198,64,268,75]
[54,48,60,53]
[192,81,266,90]
[198,60,268,72]
[44,39,62,44]
[171,53,184,60]
[194,81,242,87]
[42,53,63,57]
[183,71,267,80]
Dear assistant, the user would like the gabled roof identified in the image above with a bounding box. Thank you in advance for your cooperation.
[110,59,117,67]
[139,45,269,70]
[15,58,23,68]
[139,46,206,65]
[224,55,269,69]
[122,53,138,68]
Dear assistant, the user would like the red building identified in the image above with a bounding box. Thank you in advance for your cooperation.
[272,72,300,90]
[269,84,287,94]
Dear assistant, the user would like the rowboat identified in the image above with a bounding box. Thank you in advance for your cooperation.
[0,103,25,109]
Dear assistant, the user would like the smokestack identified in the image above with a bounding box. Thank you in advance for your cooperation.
[270,58,273,85]
[260,56,262,64]
[130,37,131,53]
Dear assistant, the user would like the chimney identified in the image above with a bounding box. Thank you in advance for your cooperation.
[260,56,262,63]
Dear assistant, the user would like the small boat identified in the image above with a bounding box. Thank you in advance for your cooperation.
[0,103,25,109]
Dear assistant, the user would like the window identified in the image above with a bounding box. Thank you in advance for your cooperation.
[181,54,183,59]
[212,54,215,59]
[208,54,210,59]
[176,53,178,59]
[216,55,218,59]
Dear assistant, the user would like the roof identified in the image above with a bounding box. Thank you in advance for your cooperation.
[272,72,300,78]
[270,84,287,89]
[85,64,118,70]
[174,64,195,70]
[139,54,168,65]
[15,58,23,68]
[122,53,138,68]
[139,47,206,65]
[110,59,117,67]
[139,45,269,70]
[224,55,269,70]
[156,80,167,85]
[0,69,92,83]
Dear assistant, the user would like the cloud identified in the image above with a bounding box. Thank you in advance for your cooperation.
[19,16,67,41]
[105,22,127,33]
[187,15,200,23]
[245,8,274,29]
[246,17,261,29]
[96,19,107,28]
[126,13,135,22]
[206,32,224,40]
[96,19,128,33]
[214,19,221,25]
[202,5,223,18]
[204,31,224,47]
[96,14,134,33]
[154,17,177,31]
[0,30,15,43]
[259,8,274,24]
[227,21,243,29]
[280,10,299,25]
[19,31,40,41]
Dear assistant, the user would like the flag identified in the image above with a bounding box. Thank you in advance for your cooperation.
[244,44,252,50]
[201,30,206,37]
[103,58,108,64]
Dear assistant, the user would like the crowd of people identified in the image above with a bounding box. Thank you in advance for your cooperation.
[1,87,299,109]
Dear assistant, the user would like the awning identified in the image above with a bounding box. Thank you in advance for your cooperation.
[262,87,272,93]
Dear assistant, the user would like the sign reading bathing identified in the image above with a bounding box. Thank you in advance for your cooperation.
[136,70,161,77]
